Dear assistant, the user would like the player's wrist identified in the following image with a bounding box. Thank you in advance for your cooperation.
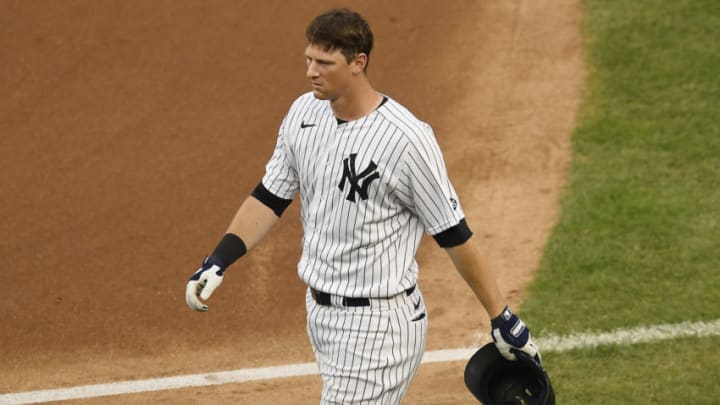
[491,306,514,330]
[210,233,247,268]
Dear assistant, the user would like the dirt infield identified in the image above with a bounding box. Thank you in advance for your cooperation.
[0,0,581,403]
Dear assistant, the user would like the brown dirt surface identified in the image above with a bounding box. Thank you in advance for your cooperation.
[0,0,582,403]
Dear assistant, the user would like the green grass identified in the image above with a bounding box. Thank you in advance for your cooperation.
[519,0,720,402]
[523,0,720,332]
[545,336,720,404]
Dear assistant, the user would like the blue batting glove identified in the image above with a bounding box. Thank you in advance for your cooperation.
[185,256,226,312]
[491,306,541,364]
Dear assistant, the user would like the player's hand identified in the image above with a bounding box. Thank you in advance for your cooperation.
[491,306,541,364]
[185,256,226,312]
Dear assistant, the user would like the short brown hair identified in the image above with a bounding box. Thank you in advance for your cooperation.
[306,8,374,70]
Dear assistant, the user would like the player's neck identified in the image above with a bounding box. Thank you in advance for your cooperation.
[330,79,382,122]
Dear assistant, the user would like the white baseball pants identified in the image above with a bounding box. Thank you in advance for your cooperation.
[305,287,428,404]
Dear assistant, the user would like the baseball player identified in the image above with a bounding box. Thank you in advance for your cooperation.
[186,8,541,404]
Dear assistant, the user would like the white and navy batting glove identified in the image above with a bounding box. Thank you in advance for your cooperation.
[491,306,541,364]
[185,256,226,312]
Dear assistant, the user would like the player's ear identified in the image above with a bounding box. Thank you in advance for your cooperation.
[351,53,368,75]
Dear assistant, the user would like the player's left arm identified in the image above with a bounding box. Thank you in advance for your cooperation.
[445,239,541,364]
[445,240,505,318]
[399,124,541,363]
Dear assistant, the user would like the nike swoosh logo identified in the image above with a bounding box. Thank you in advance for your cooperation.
[411,312,426,322]
[413,299,421,310]
[300,121,316,129]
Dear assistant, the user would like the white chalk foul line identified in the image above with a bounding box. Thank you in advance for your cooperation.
[0,363,320,405]
[538,318,720,352]
[2,318,719,404]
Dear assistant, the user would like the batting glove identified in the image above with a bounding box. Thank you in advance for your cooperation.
[491,306,541,364]
[185,256,226,312]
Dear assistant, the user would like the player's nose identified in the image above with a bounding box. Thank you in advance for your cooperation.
[306,62,319,79]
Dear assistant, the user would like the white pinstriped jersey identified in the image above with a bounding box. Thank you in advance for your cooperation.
[262,92,465,298]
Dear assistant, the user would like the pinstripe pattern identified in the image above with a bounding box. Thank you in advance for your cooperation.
[261,92,464,403]
[262,92,465,298]
[306,288,428,404]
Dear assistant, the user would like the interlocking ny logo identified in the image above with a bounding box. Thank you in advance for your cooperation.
[338,154,380,202]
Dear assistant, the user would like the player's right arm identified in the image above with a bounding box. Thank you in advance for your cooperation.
[225,184,291,251]
[184,187,292,312]
[186,111,300,312]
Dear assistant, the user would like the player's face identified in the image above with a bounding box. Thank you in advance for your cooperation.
[305,44,357,101]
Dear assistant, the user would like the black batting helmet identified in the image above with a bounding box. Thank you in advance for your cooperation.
[464,343,555,404]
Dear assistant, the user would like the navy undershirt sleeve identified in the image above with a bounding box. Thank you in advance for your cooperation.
[432,218,473,248]
[251,182,293,217]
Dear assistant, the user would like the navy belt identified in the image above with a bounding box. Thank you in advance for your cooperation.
[311,285,416,307]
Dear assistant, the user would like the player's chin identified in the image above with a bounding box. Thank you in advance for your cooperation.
[311,88,331,100]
